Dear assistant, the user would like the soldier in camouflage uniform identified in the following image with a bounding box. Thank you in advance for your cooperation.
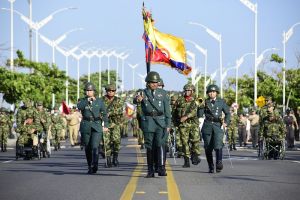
[173,83,201,168]
[0,108,10,152]
[283,108,298,148]
[101,84,123,167]
[16,100,38,148]
[50,106,64,151]
[131,113,144,148]
[227,108,239,151]
[259,98,285,159]
[35,101,51,157]
[134,90,145,149]
[16,109,42,155]
[170,95,181,157]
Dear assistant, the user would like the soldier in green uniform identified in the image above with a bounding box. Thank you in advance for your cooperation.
[198,84,230,173]
[101,84,123,167]
[170,95,180,157]
[77,82,109,174]
[134,71,171,178]
[227,108,238,151]
[173,83,201,167]
[35,101,51,157]
[50,106,64,151]
[133,91,145,149]
[0,108,10,152]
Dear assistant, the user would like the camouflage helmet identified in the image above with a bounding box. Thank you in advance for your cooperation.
[158,78,164,87]
[206,84,220,94]
[36,101,43,106]
[84,82,96,91]
[171,95,178,101]
[105,83,116,91]
[145,71,160,83]
[183,83,195,91]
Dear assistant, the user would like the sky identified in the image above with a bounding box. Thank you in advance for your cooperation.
[1,0,300,92]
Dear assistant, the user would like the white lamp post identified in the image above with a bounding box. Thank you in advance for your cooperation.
[94,49,108,96]
[1,6,76,62]
[56,45,82,105]
[9,0,15,71]
[103,50,116,84]
[113,51,129,91]
[239,0,258,105]
[71,51,85,101]
[39,28,83,65]
[119,53,130,93]
[128,63,140,90]
[185,39,207,97]
[189,21,222,97]
[234,53,254,105]
[283,22,300,112]
[81,49,97,82]
[138,73,147,88]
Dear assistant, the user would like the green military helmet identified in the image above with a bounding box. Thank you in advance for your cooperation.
[145,71,160,83]
[36,101,43,107]
[105,83,116,91]
[183,83,195,91]
[170,95,178,101]
[158,78,164,87]
[206,84,220,94]
[84,82,96,91]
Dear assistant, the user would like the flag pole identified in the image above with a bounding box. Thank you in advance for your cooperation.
[143,2,151,74]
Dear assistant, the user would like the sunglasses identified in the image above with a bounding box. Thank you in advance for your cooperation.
[107,90,116,92]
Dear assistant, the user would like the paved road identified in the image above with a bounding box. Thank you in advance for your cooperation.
[1,137,300,200]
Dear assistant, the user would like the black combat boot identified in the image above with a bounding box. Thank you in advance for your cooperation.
[145,148,155,178]
[229,145,233,151]
[182,156,190,168]
[85,147,93,174]
[140,144,144,149]
[205,149,214,173]
[215,149,223,173]
[58,143,61,150]
[92,148,99,173]
[3,144,7,152]
[233,144,237,150]
[157,146,167,176]
[112,152,119,167]
[105,156,112,168]
[191,153,201,165]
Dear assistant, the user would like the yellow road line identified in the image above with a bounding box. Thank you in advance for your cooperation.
[120,147,143,200]
[166,161,181,200]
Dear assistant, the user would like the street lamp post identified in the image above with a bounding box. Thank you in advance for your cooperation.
[113,51,129,91]
[138,73,147,88]
[1,6,77,62]
[240,0,258,105]
[56,45,81,105]
[283,22,300,112]
[128,63,140,90]
[39,28,83,65]
[104,50,116,84]
[185,39,207,97]
[95,50,107,96]
[81,49,97,82]
[189,22,223,97]
[119,53,130,93]
[9,0,15,70]
[234,53,254,105]
[71,51,84,101]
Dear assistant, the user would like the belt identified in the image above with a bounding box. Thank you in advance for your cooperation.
[83,116,101,121]
[205,117,221,123]
[144,112,163,117]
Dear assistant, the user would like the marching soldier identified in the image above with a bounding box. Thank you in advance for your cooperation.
[198,84,230,173]
[0,108,10,152]
[259,98,285,159]
[101,84,123,167]
[173,83,201,167]
[50,106,64,151]
[227,108,238,151]
[77,82,108,174]
[134,71,171,177]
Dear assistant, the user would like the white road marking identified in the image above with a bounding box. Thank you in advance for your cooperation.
[2,160,13,163]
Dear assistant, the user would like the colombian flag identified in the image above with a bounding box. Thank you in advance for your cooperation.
[142,7,192,75]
